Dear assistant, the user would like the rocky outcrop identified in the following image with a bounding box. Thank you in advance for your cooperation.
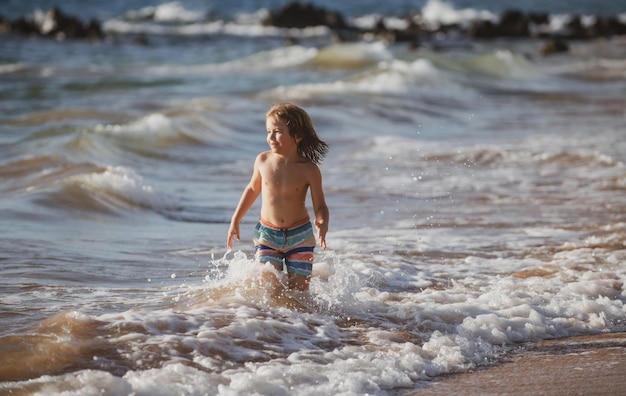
[0,7,103,41]
[2,2,625,51]
[563,15,626,39]
[262,2,626,48]
[467,11,533,39]
[262,2,348,30]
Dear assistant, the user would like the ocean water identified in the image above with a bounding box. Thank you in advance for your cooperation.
[1,0,625,394]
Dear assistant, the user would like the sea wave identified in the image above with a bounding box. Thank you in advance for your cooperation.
[144,45,319,75]
[263,44,559,103]
[102,16,330,38]
[271,55,463,101]
[0,155,169,216]
[94,113,204,148]
[84,111,242,161]
[10,109,129,127]
[0,155,101,194]
[543,57,626,81]
[311,41,392,68]
[33,165,165,215]
[0,63,29,74]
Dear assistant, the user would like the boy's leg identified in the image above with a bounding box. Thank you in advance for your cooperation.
[255,245,284,271]
[284,246,314,291]
[255,247,286,296]
[253,220,285,272]
[261,269,285,297]
[288,273,310,291]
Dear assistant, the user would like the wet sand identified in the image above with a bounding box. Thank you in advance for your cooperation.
[411,332,626,396]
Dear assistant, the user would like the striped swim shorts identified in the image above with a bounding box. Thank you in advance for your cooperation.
[253,217,316,277]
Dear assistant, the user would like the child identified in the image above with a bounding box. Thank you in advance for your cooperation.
[227,102,329,293]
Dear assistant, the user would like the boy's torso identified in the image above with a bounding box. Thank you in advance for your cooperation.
[259,152,312,226]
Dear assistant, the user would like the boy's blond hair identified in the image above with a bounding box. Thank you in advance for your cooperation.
[266,103,329,164]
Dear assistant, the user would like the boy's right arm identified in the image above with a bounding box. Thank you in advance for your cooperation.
[227,155,263,249]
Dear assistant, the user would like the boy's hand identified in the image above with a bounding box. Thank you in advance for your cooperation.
[227,223,240,249]
[314,219,327,250]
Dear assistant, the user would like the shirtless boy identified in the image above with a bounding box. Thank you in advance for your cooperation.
[227,103,329,293]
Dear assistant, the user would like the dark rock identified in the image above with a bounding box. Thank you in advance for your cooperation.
[395,20,423,46]
[38,7,103,40]
[587,16,626,38]
[468,10,531,39]
[540,38,569,56]
[6,16,39,36]
[0,7,103,41]
[565,15,588,39]
[528,12,549,26]
[365,17,422,45]
[467,20,498,39]
[498,10,530,37]
[606,16,626,36]
[262,2,347,30]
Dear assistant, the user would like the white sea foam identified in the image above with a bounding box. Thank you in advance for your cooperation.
[96,113,173,135]
[124,1,205,23]
[73,166,153,195]
[103,18,330,38]
[0,63,28,74]
[6,239,623,394]
[421,0,496,27]
[351,14,410,31]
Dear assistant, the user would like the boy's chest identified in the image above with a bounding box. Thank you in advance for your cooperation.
[263,163,308,189]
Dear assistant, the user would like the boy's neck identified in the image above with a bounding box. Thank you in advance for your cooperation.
[272,151,301,163]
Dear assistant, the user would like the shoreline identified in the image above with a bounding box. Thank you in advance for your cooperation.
[410,332,626,395]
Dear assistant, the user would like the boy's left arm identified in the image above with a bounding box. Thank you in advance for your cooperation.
[309,164,329,250]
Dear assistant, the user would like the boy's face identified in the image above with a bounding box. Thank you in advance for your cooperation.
[266,116,301,155]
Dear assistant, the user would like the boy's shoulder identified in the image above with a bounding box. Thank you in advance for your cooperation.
[256,151,272,161]
[256,151,317,170]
